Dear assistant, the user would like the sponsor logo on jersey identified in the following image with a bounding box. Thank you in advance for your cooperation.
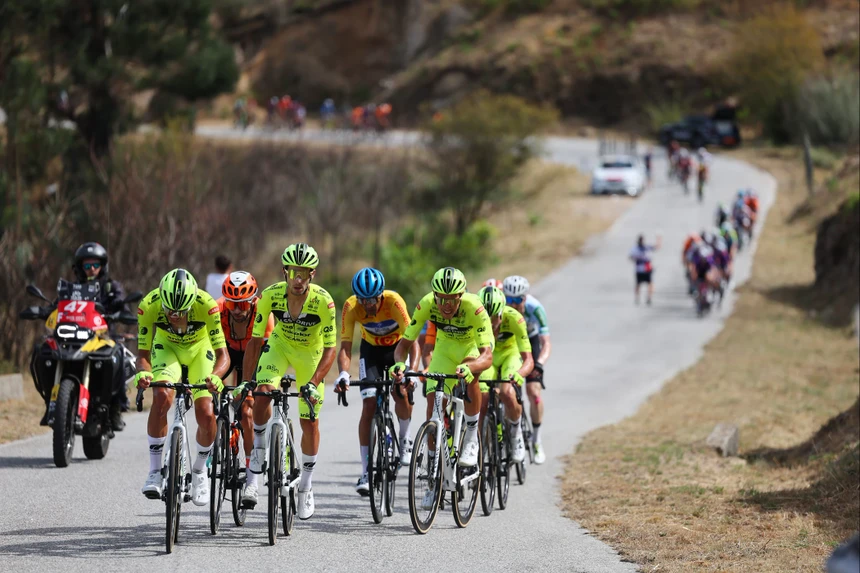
[475,306,485,315]
[137,308,144,315]
[327,301,335,309]
[208,306,219,315]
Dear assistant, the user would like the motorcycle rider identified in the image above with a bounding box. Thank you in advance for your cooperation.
[35,242,133,430]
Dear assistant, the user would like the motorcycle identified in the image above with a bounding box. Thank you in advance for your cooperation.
[19,280,141,467]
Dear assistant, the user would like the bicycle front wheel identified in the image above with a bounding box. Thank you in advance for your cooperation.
[282,419,296,536]
[368,421,386,524]
[384,415,399,517]
[408,420,441,534]
[165,428,183,554]
[480,414,496,516]
[453,431,481,528]
[267,424,284,546]
[231,424,247,527]
[209,417,229,534]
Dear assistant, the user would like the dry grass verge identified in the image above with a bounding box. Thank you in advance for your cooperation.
[560,147,860,572]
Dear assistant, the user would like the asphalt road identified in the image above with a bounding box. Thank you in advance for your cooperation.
[0,129,776,572]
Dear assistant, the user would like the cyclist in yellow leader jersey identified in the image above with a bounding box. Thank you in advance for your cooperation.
[135,269,230,506]
[332,267,419,496]
[389,267,493,468]
[240,243,336,520]
[476,285,533,463]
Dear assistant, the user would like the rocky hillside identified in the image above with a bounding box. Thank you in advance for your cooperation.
[221,0,859,125]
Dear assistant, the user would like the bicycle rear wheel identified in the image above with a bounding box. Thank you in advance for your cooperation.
[368,421,386,524]
[209,417,229,534]
[267,425,284,546]
[480,414,496,516]
[408,420,441,534]
[384,415,399,517]
[165,428,183,554]
[521,413,535,464]
[453,430,481,528]
[282,419,296,536]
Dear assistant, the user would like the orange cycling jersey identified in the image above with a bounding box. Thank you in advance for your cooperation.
[425,322,437,346]
[217,297,274,351]
[683,234,700,257]
[744,196,759,213]
[341,290,411,347]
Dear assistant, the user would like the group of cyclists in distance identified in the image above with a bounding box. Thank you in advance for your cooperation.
[132,242,551,521]
[629,140,760,316]
[233,96,393,132]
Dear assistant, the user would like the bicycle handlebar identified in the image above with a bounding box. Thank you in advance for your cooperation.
[335,378,415,407]
[235,375,316,422]
[135,382,210,412]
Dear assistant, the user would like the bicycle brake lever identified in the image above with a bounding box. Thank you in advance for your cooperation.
[135,387,144,412]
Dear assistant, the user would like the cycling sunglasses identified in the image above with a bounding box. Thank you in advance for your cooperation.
[82,262,102,271]
[285,268,312,280]
[224,299,252,312]
[434,293,462,305]
[505,295,524,305]
[162,304,188,318]
[358,296,381,306]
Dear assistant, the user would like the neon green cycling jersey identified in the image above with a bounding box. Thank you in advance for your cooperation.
[493,305,531,357]
[252,282,336,349]
[137,288,226,351]
[403,292,493,349]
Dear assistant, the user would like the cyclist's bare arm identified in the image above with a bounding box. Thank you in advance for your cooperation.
[421,342,434,370]
[213,346,230,380]
[336,341,353,373]
[462,345,493,376]
[407,341,420,373]
[309,346,336,387]
[137,349,153,384]
[242,336,264,382]
[519,351,534,379]
[537,335,552,365]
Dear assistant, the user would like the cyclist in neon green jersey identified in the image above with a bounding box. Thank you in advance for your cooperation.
[240,243,336,520]
[389,267,494,468]
[477,285,533,462]
[135,269,230,506]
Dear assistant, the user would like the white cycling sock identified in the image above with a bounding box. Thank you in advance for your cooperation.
[299,454,317,491]
[398,417,411,444]
[193,440,213,472]
[360,445,369,475]
[509,417,523,437]
[246,471,257,489]
[533,423,542,445]
[253,423,266,448]
[464,413,479,442]
[148,435,166,473]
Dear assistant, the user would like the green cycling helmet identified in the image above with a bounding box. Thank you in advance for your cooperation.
[431,267,466,295]
[281,243,319,269]
[159,268,198,312]
[478,286,505,317]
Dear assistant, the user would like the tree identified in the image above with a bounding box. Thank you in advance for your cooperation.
[423,91,557,235]
[3,0,239,183]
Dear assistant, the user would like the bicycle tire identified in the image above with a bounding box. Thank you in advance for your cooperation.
[209,417,228,535]
[408,420,441,534]
[231,424,247,527]
[497,416,511,509]
[453,427,481,528]
[521,413,535,465]
[267,424,283,546]
[282,419,296,536]
[165,428,182,554]
[384,415,399,517]
[480,414,496,516]
[368,422,386,524]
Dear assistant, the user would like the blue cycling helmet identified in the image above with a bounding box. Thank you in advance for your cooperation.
[352,267,385,299]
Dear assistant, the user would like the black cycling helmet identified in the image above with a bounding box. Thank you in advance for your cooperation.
[73,242,109,282]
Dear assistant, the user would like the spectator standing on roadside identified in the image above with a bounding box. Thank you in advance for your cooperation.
[643,148,653,187]
[205,255,232,298]
[629,233,662,306]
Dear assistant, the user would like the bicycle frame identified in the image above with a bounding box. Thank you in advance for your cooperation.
[429,383,480,493]
[161,391,194,501]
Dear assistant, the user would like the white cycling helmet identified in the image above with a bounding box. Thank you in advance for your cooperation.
[502,275,530,298]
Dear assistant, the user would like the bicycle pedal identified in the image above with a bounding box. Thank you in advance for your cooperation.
[183,494,191,502]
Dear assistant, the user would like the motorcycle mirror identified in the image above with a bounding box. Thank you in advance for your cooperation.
[18,306,42,320]
[123,291,143,305]
[26,284,50,302]
[118,311,138,326]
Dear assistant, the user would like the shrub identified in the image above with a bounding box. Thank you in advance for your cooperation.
[722,5,824,142]
[644,101,686,132]
[796,73,860,147]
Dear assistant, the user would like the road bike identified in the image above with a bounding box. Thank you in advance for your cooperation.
[479,379,528,514]
[136,381,208,554]
[337,373,413,524]
[209,384,247,534]
[236,376,314,545]
[405,371,482,534]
